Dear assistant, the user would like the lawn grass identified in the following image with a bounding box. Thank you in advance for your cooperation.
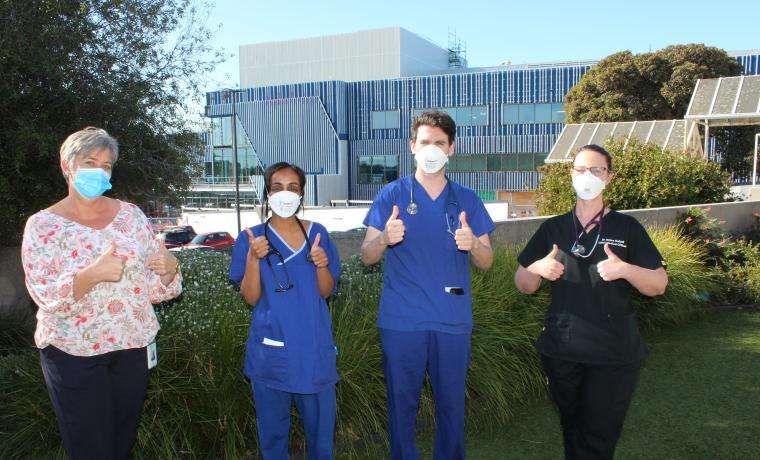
[426,310,760,459]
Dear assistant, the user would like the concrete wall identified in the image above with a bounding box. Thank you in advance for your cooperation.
[4,201,759,315]
[331,200,760,260]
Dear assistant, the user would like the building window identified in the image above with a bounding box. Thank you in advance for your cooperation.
[551,103,566,123]
[501,103,566,124]
[371,110,401,130]
[411,106,488,126]
[518,104,535,123]
[447,153,548,172]
[358,155,399,184]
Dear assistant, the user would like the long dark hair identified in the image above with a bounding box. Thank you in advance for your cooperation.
[261,162,307,220]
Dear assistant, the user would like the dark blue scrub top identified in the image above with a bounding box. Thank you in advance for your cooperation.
[229,221,341,394]
[363,176,495,334]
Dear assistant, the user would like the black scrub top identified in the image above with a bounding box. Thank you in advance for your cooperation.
[518,210,664,365]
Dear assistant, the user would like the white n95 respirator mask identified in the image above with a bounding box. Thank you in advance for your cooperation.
[414,145,449,174]
[572,171,606,201]
[268,191,301,218]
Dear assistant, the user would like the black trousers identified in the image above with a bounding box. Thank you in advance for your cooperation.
[540,354,641,460]
[39,345,149,460]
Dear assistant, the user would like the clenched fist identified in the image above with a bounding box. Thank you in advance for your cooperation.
[310,233,329,268]
[529,244,565,281]
[383,205,405,246]
[147,236,179,277]
[245,228,270,261]
[91,242,127,283]
[454,211,475,251]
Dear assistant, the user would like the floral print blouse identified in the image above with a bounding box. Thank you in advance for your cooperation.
[21,200,182,356]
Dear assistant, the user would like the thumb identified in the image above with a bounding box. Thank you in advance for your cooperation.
[312,233,322,250]
[604,244,617,259]
[157,235,167,250]
[244,228,255,244]
[389,205,399,221]
[107,242,118,255]
[459,211,469,228]
[548,244,559,259]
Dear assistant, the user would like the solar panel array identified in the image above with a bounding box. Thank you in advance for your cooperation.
[546,119,687,162]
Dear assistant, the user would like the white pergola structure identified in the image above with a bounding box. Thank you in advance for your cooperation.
[546,75,760,166]
[684,75,760,184]
[545,119,702,163]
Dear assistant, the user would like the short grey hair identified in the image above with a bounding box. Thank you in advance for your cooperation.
[60,127,119,178]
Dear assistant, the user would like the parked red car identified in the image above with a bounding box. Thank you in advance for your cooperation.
[158,226,197,249]
[171,231,235,252]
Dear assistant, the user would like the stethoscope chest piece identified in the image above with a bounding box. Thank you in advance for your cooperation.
[406,202,418,215]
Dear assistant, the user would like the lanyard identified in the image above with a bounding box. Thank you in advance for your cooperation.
[262,217,312,292]
[571,205,605,258]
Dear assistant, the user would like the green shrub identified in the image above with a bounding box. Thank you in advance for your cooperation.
[0,228,714,458]
[535,140,731,216]
[675,207,760,305]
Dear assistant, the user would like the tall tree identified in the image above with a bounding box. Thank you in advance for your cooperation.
[564,44,753,179]
[565,44,743,123]
[0,0,224,245]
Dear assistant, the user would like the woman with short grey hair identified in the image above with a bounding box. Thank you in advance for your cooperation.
[21,127,183,459]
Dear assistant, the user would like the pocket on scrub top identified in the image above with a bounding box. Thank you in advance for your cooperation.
[254,338,289,384]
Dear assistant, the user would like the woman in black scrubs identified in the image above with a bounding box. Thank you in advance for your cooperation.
[515,144,669,459]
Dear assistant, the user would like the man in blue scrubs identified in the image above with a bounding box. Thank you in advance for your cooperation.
[361,110,495,459]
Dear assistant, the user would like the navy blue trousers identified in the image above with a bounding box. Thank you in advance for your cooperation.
[252,381,336,460]
[380,328,471,460]
[39,345,148,460]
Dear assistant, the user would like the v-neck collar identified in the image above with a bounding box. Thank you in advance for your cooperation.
[268,221,313,255]
[411,175,450,204]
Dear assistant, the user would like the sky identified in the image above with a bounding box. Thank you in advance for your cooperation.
[188,0,759,119]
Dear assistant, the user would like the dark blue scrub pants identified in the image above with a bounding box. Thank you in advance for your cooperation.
[380,328,471,460]
[39,345,149,460]
[252,381,336,460]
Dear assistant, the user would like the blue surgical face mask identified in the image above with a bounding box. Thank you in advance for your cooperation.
[72,168,112,200]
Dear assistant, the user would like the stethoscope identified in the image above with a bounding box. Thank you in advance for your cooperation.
[407,174,460,237]
[570,204,606,258]
[262,216,312,292]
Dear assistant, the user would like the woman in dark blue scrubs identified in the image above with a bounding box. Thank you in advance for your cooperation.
[229,162,341,460]
[515,145,669,459]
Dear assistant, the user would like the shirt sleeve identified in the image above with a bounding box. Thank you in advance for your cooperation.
[517,221,549,268]
[229,229,251,286]
[136,208,183,304]
[627,219,664,270]
[363,184,394,231]
[465,192,496,237]
[21,215,84,318]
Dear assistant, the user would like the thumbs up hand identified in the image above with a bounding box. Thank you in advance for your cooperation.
[310,233,329,268]
[147,236,179,277]
[245,228,270,261]
[597,244,628,282]
[530,244,565,281]
[383,205,405,246]
[92,241,127,283]
[454,211,476,251]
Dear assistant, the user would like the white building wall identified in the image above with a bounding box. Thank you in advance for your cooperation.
[399,28,451,77]
[239,27,452,87]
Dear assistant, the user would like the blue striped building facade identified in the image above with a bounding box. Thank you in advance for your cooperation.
[204,50,760,202]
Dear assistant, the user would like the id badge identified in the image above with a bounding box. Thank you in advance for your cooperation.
[147,342,158,369]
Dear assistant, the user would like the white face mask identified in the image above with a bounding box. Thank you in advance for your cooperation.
[572,171,606,201]
[414,144,449,174]
[268,190,301,218]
